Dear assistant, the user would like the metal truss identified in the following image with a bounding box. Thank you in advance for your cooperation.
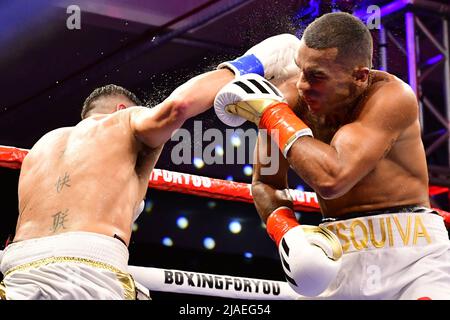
[356,0,450,205]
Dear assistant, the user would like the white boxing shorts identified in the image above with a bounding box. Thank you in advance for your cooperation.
[308,207,450,300]
[0,232,136,300]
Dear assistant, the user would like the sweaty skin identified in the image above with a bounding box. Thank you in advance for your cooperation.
[15,108,162,245]
[252,43,429,221]
[14,70,234,245]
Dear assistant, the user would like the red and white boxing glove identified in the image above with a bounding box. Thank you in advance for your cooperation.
[266,207,343,297]
[217,33,300,85]
[214,73,312,157]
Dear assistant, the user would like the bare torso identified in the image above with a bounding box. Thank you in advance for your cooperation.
[14,108,162,245]
[293,71,430,217]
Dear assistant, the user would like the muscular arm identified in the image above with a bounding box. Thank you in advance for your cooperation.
[130,69,234,148]
[287,82,418,199]
[251,75,301,222]
[252,126,293,223]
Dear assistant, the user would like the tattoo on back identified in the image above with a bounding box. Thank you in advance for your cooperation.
[55,172,71,193]
[50,209,69,233]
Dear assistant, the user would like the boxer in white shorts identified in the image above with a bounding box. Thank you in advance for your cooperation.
[208,12,450,299]
[1,69,237,299]
[317,206,450,299]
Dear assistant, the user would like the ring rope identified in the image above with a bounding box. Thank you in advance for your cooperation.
[127,265,299,299]
[1,144,449,228]
[0,145,319,211]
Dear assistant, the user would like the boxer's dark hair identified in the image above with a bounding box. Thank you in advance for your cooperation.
[303,12,373,68]
[81,84,142,119]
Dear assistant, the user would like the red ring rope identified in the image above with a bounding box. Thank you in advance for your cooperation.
[1,145,449,227]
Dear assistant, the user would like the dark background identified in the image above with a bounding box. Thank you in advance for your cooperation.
[1,0,449,298]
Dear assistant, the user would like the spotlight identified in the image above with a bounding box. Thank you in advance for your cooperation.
[193,157,205,169]
[203,237,216,250]
[230,134,241,147]
[162,237,173,247]
[176,216,189,229]
[228,220,242,234]
[207,201,217,209]
[215,145,224,156]
[243,165,253,176]
[244,252,253,259]
[145,199,153,213]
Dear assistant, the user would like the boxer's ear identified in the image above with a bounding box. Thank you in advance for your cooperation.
[352,67,370,86]
[116,103,127,111]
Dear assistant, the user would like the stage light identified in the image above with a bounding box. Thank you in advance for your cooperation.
[177,216,189,229]
[145,199,153,213]
[203,237,216,250]
[162,237,173,247]
[215,145,224,156]
[228,220,242,234]
[207,201,217,209]
[193,157,205,169]
[243,165,253,176]
[230,134,241,147]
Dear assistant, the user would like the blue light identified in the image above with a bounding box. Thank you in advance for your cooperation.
[228,220,242,234]
[162,237,173,247]
[425,54,444,66]
[296,184,305,192]
[203,237,216,250]
[244,252,253,259]
[226,175,234,181]
[177,216,189,229]
[145,199,153,213]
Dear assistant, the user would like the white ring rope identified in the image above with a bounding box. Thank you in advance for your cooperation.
[128,265,299,299]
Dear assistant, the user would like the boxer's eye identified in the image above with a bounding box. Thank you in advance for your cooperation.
[311,72,327,80]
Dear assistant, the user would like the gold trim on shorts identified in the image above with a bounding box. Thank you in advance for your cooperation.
[4,256,136,300]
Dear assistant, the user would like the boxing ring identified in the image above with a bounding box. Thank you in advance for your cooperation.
[1,144,449,299]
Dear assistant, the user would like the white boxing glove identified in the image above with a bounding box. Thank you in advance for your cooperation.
[266,207,343,297]
[214,73,285,127]
[214,73,313,157]
[217,33,300,85]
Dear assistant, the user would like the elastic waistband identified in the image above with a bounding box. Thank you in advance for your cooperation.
[320,211,448,254]
[321,205,436,222]
[0,232,129,274]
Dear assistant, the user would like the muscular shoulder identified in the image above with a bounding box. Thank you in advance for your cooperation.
[24,127,73,164]
[33,127,72,148]
[360,73,418,129]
